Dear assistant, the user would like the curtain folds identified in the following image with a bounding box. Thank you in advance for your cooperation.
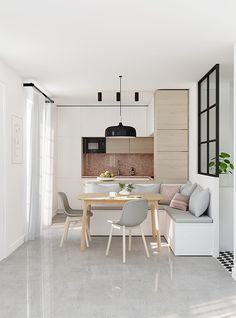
[26,89,55,241]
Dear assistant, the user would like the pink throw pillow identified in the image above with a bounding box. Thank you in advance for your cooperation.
[170,193,189,211]
[160,184,181,205]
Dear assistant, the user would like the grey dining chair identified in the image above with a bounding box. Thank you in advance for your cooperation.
[58,192,93,247]
[106,199,150,263]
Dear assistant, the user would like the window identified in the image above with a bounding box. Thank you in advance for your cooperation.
[198,64,219,176]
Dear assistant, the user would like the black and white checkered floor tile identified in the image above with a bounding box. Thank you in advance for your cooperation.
[217,251,234,273]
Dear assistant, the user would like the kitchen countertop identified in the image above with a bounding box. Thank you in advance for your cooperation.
[82,176,154,184]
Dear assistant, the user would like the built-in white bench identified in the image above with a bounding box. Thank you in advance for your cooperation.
[159,205,213,256]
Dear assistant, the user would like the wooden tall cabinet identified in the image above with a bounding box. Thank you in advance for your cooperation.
[154,90,188,183]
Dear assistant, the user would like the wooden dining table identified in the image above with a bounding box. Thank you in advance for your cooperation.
[78,192,163,252]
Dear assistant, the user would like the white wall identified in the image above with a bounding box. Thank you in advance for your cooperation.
[233,44,236,280]
[0,60,26,258]
[219,70,234,251]
[56,106,148,209]
[146,95,154,136]
[189,83,220,257]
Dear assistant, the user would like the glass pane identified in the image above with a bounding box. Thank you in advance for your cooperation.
[209,70,216,106]
[200,143,207,174]
[201,112,207,142]
[209,107,216,140]
[209,141,216,175]
[200,79,207,111]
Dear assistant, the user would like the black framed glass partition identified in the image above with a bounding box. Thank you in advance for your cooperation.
[198,64,219,176]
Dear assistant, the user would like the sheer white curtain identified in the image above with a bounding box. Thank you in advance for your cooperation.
[26,89,55,240]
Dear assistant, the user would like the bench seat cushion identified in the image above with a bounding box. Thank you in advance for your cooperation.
[165,207,213,223]
[91,205,123,210]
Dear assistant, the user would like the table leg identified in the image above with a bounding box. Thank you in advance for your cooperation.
[87,204,91,241]
[155,202,161,252]
[80,202,88,251]
[150,204,156,239]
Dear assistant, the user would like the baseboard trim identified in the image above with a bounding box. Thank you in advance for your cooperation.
[6,235,24,258]
[212,248,219,258]
[232,268,236,280]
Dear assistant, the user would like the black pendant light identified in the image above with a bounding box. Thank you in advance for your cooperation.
[105,76,136,138]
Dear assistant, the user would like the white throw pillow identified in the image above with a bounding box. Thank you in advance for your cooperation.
[181,181,197,196]
[133,183,161,193]
[90,183,120,193]
[189,186,210,217]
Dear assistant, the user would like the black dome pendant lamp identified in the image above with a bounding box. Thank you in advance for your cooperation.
[105,76,136,138]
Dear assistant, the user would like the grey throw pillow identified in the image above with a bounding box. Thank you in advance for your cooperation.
[181,181,197,196]
[133,183,161,193]
[189,186,210,217]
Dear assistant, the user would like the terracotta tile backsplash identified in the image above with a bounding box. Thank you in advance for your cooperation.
[82,153,154,177]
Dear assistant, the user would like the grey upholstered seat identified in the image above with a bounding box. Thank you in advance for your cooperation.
[165,206,213,223]
[91,205,123,210]
[58,192,93,217]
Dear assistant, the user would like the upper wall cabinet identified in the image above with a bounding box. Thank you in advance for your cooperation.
[106,137,154,154]
[129,137,154,153]
[155,90,188,130]
[106,138,130,153]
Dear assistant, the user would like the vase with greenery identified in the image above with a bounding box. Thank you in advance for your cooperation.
[209,152,234,174]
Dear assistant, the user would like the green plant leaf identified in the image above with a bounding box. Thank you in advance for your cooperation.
[230,163,234,170]
[119,182,125,189]
[209,162,215,167]
[220,152,230,158]
[219,162,228,170]
[219,169,223,174]
[224,159,230,164]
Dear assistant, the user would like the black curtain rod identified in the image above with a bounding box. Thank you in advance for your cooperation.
[23,83,54,103]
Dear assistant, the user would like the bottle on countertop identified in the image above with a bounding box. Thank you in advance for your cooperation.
[130,167,135,176]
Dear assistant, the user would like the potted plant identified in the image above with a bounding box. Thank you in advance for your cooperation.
[209,152,234,174]
[119,182,135,195]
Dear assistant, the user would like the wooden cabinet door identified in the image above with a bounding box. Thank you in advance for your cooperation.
[154,152,188,184]
[155,90,188,130]
[106,138,130,153]
[155,130,188,152]
[129,137,154,153]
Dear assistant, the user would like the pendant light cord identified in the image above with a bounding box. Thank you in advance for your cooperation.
[119,75,122,123]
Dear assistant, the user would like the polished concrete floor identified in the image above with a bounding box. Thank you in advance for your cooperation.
[1,227,236,318]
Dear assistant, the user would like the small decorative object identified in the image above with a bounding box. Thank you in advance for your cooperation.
[12,115,23,164]
[119,182,135,195]
[97,170,115,181]
[130,167,135,176]
[109,192,117,199]
[209,152,234,174]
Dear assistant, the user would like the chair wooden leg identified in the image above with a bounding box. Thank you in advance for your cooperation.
[106,225,113,256]
[123,225,126,263]
[85,227,89,248]
[128,229,132,251]
[140,225,150,258]
[60,217,70,247]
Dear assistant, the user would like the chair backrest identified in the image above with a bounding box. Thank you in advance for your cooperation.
[118,199,148,227]
[58,192,71,216]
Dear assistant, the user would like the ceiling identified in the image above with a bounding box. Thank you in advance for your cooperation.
[0,0,235,105]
